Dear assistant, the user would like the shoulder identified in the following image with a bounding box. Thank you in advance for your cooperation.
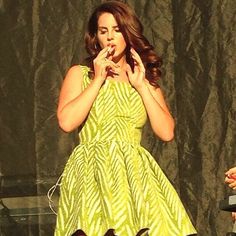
[62,65,92,92]
[66,65,83,76]
[65,65,90,81]
[59,66,86,104]
[61,65,83,91]
[66,64,90,73]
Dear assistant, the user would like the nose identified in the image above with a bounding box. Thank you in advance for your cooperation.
[107,30,114,41]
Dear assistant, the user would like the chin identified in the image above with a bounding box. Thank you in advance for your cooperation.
[113,51,125,61]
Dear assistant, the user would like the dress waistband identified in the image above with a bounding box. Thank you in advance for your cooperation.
[79,139,141,146]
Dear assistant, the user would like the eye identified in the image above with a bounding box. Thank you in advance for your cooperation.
[99,30,106,34]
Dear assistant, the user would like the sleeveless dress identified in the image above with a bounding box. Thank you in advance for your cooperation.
[54,65,197,236]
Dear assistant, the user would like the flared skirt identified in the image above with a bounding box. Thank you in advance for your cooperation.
[54,141,196,236]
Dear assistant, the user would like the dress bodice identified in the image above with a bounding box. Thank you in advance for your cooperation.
[78,66,147,145]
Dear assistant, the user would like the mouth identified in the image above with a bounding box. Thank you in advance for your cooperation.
[107,44,116,57]
[107,43,116,47]
[107,44,116,50]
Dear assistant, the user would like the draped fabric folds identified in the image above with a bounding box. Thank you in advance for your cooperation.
[0,0,235,235]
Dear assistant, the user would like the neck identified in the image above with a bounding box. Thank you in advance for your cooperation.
[113,55,126,68]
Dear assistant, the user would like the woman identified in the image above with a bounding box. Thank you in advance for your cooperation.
[54,1,197,235]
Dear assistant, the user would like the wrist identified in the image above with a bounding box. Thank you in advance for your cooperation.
[93,76,105,85]
[135,82,149,94]
[90,77,105,90]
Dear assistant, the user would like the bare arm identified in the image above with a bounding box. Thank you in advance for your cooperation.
[126,48,174,141]
[57,65,104,132]
[57,47,119,132]
[137,84,174,141]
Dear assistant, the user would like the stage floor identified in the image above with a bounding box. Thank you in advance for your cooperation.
[0,195,58,236]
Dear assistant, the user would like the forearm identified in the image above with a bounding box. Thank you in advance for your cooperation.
[58,78,103,132]
[137,85,175,141]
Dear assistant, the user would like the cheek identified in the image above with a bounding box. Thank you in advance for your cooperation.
[117,36,127,49]
[121,37,127,48]
[120,39,127,50]
[97,36,106,48]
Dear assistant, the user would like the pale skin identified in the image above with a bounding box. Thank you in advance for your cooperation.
[225,167,236,222]
[57,12,175,141]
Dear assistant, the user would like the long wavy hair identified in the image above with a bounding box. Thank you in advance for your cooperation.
[85,0,162,87]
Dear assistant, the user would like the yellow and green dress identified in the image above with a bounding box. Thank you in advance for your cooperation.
[54,65,197,236]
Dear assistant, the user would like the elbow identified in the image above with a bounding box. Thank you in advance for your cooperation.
[58,118,74,133]
[57,109,83,132]
[153,121,175,142]
[153,128,174,142]
[161,118,175,141]
[160,130,174,142]
[57,112,75,133]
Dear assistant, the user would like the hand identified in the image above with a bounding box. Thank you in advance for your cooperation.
[125,48,146,91]
[93,46,119,82]
[225,167,236,189]
[232,212,236,222]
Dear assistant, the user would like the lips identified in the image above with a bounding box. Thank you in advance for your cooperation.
[107,44,116,56]
[107,43,116,47]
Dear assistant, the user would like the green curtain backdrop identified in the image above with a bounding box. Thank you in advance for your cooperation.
[0,0,236,235]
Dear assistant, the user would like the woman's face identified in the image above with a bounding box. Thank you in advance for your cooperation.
[97,12,127,60]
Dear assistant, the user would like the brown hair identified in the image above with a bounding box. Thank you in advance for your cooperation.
[85,0,162,87]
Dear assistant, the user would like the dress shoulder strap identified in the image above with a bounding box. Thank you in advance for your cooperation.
[79,65,91,90]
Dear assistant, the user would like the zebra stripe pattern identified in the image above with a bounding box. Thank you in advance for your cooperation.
[54,66,197,236]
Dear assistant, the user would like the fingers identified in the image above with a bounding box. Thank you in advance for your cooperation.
[232,212,236,222]
[103,59,119,73]
[93,46,119,77]
[225,175,235,183]
[125,63,133,77]
[96,46,110,60]
[229,182,236,189]
[130,48,145,73]
[226,174,236,181]
[225,176,233,183]
[225,175,236,189]
[225,167,236,190]
[96,45,115,60]
[107,46,115,59]
[102,58,119,67]
[225,167,236,176]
